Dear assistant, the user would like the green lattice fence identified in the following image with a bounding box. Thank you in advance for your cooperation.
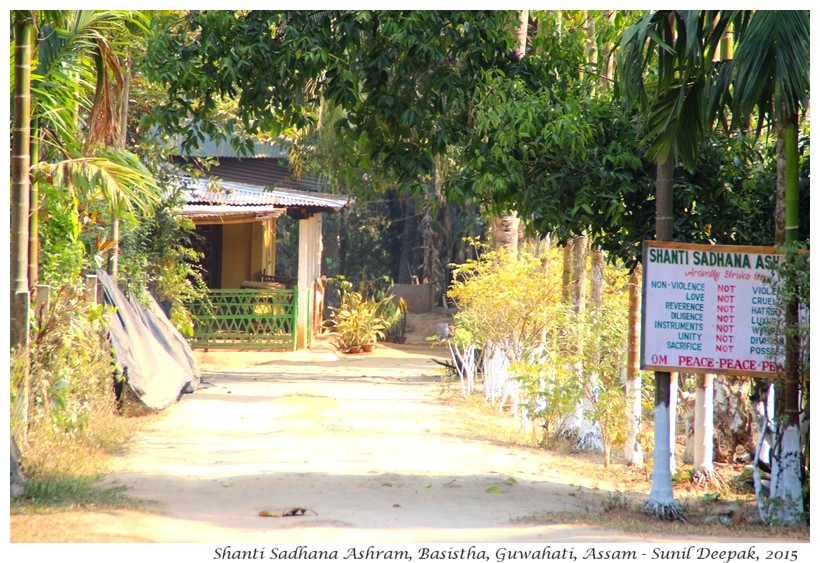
[189,288,297,350]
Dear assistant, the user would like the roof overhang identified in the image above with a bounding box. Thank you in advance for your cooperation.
[180,205,285,225]
[177,177,351,225]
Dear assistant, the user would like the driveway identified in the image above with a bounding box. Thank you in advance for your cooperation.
[106,340,628,542]
[12,339,797,545]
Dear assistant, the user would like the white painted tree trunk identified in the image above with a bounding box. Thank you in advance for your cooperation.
[643,402,684,520]
[484,343,517,412]
[752,380,774,471]
[623,374,644,466]
[573,372,603,452]
[449,342,476,396]
[668,372,679,475]
[624,266,643,466]
[692,373,718,485]
[767,423,805,525]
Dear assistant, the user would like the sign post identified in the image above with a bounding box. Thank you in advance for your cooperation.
[641,241,788,377]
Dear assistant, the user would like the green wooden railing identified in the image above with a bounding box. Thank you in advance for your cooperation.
[189,288,297,350]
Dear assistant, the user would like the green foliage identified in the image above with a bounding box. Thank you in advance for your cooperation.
[617,10,748,167]
[118,188,209,336]
[580,270,632,465]
[674,133,777,246]
[324,286,389,350]
[731,10,810,131]
[451,69,657,268]
[375,296,408,339]
[511,343,584,445]
[38,181,87,285]
[11,283,116,441]
[449,241,634,465]
[449,241,563,362]
[144,10,518,185]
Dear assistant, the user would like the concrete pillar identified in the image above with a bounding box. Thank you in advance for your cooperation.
[297,215,315,349]
[295,213,324,349]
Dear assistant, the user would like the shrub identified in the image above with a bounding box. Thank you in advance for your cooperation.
[11,283,120,463]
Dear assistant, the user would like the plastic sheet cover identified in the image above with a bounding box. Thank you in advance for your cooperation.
[97,270,199,411]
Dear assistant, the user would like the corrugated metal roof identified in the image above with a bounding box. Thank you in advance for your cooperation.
[179,204,285,224]
[177,136,290,159]
[208,158,326,192]
[172,156,327,192]
[181,178,350,213]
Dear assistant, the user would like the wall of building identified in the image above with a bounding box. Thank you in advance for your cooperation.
[221,223,252,288]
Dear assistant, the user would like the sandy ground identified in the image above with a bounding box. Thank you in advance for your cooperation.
[9,312,808,546]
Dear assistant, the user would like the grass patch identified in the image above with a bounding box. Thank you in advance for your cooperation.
[13,477,140,514]
[443,387,810,541]
[12,407,154,515]
[514,508,810,541]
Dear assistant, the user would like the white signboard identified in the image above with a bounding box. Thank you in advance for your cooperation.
[641,241,786,377]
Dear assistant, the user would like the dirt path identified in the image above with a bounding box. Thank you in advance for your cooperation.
[107,341,617,543]
[10,339,802,544]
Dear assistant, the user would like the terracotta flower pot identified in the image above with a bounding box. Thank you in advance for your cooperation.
[362,343,375,353]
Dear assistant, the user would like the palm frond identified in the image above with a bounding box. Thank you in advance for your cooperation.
[617,9,745,168]
[46,150,161,216]
[732,10,809,124]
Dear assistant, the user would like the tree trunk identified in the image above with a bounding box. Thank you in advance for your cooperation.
[397,196,418,284]
[490,10,528,256]
[624,265,644,467]
[108,54,131,280]
[11,14,33,452]
[590,246,604,310]
[713,376,753,464]
[644,154,683,520]
[28,120,39,289]
[420,165,446,292]
[774,122,786,245]
[562,240,573,303]
[766,113,804,525]
[668,371,679,475]
[570,234,588,315]
[12,17,33,297]
[602,437,611,469]
[692,373,719,486]
[751,379,773,469]
[492,213,520,255]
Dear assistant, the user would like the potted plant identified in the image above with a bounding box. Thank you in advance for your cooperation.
[325,289,387,353]
[374,295,408,344]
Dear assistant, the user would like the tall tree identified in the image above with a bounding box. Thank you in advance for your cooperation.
[11,12,35,447]
[617,10,741,520]
[491,9,527,254]
[730,10,809,526]
[12,13,34,301]
[18,10,160,288]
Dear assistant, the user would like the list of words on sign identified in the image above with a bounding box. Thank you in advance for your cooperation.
[642,242,784,376]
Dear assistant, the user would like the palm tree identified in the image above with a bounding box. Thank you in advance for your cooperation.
[12,13,34,301]
[18,10,160,282]
[617,10,740,520]
[11,13,35,447]
[11,9,160,447]
[730,10,809,526]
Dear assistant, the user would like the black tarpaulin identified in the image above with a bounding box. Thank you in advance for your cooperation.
[97,270,199,411]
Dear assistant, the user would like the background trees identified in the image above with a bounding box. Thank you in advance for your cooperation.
[11,9,809,524]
